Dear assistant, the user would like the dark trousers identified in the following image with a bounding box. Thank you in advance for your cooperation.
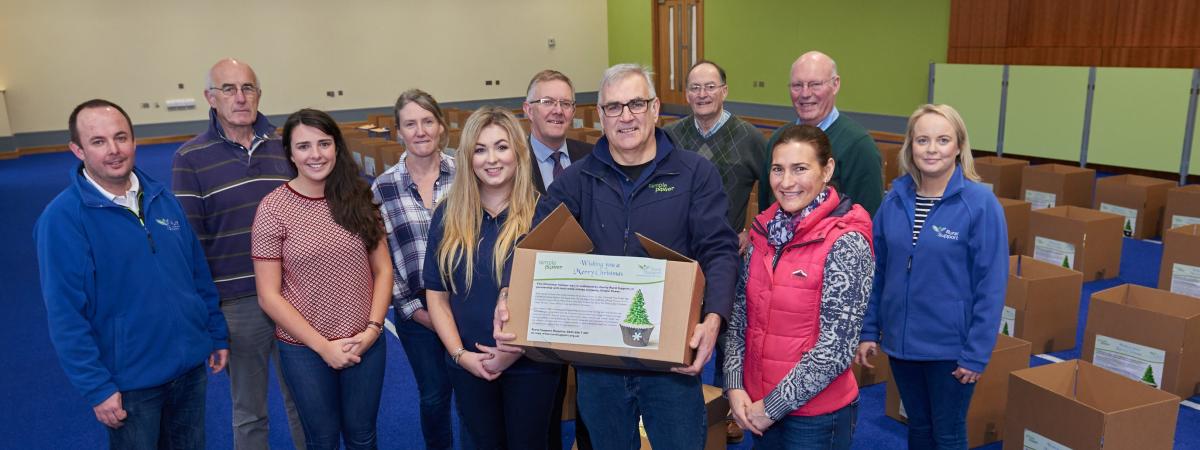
[278,338,386,450]
[449,366,560,450]
[889,358,976,450]
[107,365,207,450]
[397,316,458,449]
[754,399,858,450]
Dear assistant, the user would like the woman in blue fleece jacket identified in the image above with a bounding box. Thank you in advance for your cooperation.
[855,104,1007,450]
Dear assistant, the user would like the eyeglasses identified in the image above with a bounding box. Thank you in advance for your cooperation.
[686,83,726,94]
[528,98,576,110]
[789,78,836,92]
[208,84,260,98]
[600,98,655,117]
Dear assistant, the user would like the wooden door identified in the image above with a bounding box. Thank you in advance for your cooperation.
[652,0,703,106]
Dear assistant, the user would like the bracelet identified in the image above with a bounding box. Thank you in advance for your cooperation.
[367,320,384,330]
[450,347,468,365]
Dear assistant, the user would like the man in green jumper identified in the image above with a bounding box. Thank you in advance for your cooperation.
[757,51,883,216]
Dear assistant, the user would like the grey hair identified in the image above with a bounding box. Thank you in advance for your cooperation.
[598,64,656,104]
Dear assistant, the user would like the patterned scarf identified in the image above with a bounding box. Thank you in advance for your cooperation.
[766,187,831,249]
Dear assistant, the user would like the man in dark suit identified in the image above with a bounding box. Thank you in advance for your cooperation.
[520,69,593,450]
[522,70,592,194]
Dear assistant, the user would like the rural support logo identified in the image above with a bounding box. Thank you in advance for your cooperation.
[155,218,181,231]
[541,260,564,271]
[648,182,675,193]
[931,225,959,241]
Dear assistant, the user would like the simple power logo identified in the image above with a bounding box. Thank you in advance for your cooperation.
[931,225,959,241]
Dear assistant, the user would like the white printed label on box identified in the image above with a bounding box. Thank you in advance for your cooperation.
[1000,306,1016,336]
[1033,236,1076,270]
[898,399,907,419]
[1025,189,1057,210]
[527,252,666,349]
[981,181,994,193]
[573,118,584,129]
[1099,202,1138,237]
[1170,263,1200,298]
[1092,334,1166,389]
[1171,214,1200,229]
[1024,429,1072,450]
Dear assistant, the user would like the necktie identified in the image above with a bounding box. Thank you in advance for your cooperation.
[551,151,566,180]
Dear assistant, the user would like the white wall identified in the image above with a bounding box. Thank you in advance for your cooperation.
[0,0,609,134]
[0,90,12,137]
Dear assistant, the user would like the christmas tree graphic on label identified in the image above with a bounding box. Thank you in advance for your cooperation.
[1099,203,1137,237]
[999,306,1016,336]
[620,289,655,347]
[1032,236,1075,270]
[1092,334,1165,389]
[526,253,665,349]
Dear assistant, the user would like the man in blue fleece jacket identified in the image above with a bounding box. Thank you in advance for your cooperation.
[35,99,229,449]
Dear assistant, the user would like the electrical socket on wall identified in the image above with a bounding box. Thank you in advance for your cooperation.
[485,80,493,86]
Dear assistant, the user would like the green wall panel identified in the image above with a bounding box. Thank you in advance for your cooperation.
[607,0,653,68]
[1089,68,1192,173]
[1193,93,1200,177]
[1003,66,1089,161]
[608,0,949,117]
[932,64,1002,152]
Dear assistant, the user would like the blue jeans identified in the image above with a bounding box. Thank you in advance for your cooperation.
[755,399,858,450]
[888,358,976,450]
[448,365,560,449]
[397,316,457,449]
[575,368,706,450]
[278,337,386,450]
[108,364,207,450]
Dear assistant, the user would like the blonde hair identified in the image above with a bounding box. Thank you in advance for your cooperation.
[899,103,981,186]
[435,106,538,293]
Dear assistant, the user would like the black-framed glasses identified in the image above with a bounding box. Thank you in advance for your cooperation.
[208,84,260,98]
[600,98,655,117]
[789,78,836,92]
[528,98,576,110]
[686,83,726,94]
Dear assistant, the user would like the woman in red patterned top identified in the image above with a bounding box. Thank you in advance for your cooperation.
[251,108,393,450]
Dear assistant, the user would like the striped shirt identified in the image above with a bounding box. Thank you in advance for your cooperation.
[371,152,455,320]
[912,195,940,245]
[172,110,294,301]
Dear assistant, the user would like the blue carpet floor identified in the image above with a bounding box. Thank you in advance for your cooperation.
[2,143,1198,449]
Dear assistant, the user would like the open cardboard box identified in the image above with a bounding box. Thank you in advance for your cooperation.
[1159,224,1200,298]
[1003,359,1180,450]
[1021,163,1096,209]
[1082,283,1200,399]
[998,197,1031,256]
[1026,206,1123,282]
[1094,174,1174,240]
[506,205,703,371]
[1003,255,1083,353]
[1164,184,1200,236]
[976,156,1029,200]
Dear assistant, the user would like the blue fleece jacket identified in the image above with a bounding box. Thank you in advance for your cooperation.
[537,128,739,321]
[860,166,1007,373]
[35,165,228,406]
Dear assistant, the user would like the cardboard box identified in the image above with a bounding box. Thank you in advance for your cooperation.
[886,334,1032,448]
[976,156,1029,200]
[1159,224,1200,298]
[1026,206,1123,282]
[1003,359,1179,450]
[505,205,703,371]
[1020,163,1096,209]
[878,142,902,189]
[375,143,404,175]
[1003,255,1083,353]
[1082,283,1200,399]
[636,384,729,450]
[998,198,1031,256]
[1163,184,1200,236]
[1093,174,1174,239]
[572,105,596,129]
[852,351,891,387]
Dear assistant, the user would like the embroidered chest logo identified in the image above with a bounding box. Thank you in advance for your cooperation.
[931,225,959,241]
[155,218,181,231]
[648,182,675,193]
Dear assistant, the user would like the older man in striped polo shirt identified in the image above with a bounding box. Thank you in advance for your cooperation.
[171,58,305,450]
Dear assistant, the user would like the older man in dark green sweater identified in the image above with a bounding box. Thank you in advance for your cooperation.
[757,51,883,216]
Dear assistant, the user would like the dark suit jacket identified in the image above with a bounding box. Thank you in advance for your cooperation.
[530,137,592,194]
